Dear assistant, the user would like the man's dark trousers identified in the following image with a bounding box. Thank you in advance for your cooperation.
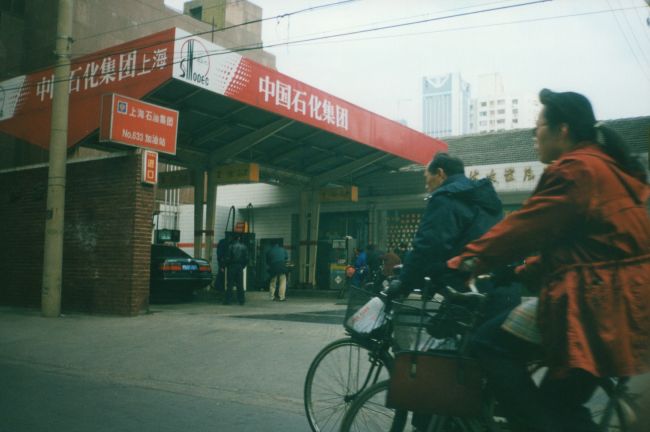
[226,264,245,305]
[472,310,599,432]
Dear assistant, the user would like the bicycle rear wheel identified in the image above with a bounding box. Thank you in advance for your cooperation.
[304,338,391,432]
[340,380,408,432]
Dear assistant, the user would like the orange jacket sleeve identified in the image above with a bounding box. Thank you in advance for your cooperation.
[458,158,592,270]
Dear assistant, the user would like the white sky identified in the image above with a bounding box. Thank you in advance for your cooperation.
[164,0,650,130]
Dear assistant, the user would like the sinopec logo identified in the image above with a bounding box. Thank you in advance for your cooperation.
[179,39,210,87]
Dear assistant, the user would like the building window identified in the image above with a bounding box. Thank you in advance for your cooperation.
[513,119,519,124]
[489,101,494,106]
[497,119,505,124]
[497,99,505,105]
[513,109,519,115]
[512,99,519,105]
[480,111,487,117]
[479,121,487,126]
[497,109,505,115]
[189,6,203,20]
[480,102,487,107]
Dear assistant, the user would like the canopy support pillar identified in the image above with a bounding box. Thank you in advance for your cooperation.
[193,169,205,258]
[298,189,321,288]
[204,168,218,264]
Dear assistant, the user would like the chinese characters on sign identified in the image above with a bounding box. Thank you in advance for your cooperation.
[319,186,359,202]
[36,48,169,102]
[214,163,260,184]
[486,169,498,184]
[258,76,349,131]
[467,165,539,186]
[99,94,178,155]
[523,167,536,182]
[142,150,158,185]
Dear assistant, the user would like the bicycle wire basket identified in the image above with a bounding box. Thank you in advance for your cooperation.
[343,285,388,338]
[391,295,448,352]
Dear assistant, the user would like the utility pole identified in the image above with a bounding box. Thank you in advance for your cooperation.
[41,0,74,317]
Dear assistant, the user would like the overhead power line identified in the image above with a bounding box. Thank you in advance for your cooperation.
[275,4,649,49]
[14,0,357,70]
[606,0,650,82]
[269,0,512,43]
[12,0,631,96]
[76,0,356,43]
[18,0,550,73]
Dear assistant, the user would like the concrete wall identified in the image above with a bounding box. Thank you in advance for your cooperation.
[0,153,154,315]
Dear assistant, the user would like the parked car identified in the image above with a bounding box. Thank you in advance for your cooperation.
[149,244,212,303]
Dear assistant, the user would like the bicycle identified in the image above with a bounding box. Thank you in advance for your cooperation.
[304,281,454,432]
[340,285,643,432]
[304,284,394,432]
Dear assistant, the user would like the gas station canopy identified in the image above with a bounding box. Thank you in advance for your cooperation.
[0,28,447,187]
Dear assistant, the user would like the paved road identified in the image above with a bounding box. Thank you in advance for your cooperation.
[0,292,348,432]
[4,292,650,432]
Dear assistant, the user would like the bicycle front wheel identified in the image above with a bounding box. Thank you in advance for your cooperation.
[304,338,391,432]
[340,380,408,432]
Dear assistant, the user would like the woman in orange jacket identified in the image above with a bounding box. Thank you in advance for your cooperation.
[449,89,650,432]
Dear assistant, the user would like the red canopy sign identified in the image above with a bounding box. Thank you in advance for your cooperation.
[0,28,175,149]
[0,27,446,165]
[171,28,446,165]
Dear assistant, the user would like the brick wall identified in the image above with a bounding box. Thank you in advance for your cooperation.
[0,153,154,315]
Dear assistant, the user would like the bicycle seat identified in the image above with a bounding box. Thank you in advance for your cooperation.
[444,286,486,310]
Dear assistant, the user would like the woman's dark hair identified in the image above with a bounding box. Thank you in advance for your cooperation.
[427,152,464,176]
[539,88,646,182]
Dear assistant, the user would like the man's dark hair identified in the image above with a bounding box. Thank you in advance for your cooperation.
[427,152,464,177]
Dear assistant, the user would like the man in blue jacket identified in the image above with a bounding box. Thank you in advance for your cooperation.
[388,152,505,296]
[387,152,513,432]
[266,243,289,301]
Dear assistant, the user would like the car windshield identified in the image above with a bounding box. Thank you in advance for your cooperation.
[152,245,191,259]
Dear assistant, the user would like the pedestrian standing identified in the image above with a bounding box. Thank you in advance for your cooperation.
[215,237,229,292]
[266,243,288,301]
[225,236,248,305]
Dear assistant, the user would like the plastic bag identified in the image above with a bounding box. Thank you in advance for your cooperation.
[346,297,386,334]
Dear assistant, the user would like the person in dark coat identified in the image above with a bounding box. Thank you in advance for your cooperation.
[366,244,383,283]
[215,238,229,292]
[385,152,510,432]
[266,243,288,301]
[225,236,249,305]
[386,152,506,297]
[449,89,650,432]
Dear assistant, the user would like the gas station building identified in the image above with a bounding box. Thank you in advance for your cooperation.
[0,26,447,315]
[1,2,648,315]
